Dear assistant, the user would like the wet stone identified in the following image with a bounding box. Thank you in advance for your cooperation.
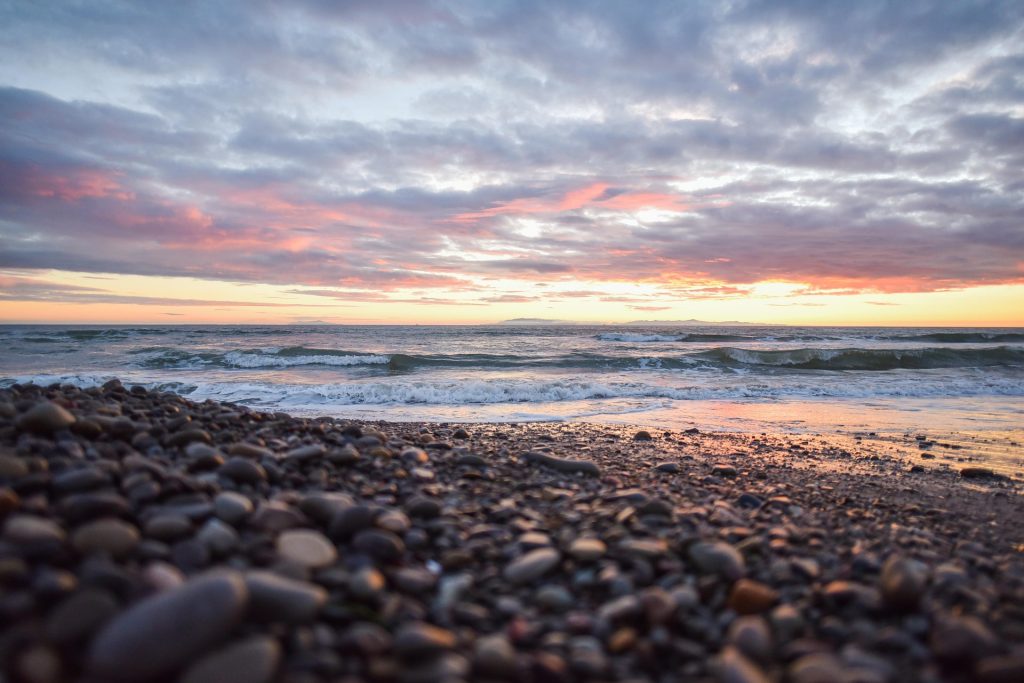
[87,571,248,682]
[219,457,266,484]
[504,548,560,584]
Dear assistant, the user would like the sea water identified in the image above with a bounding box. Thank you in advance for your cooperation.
[2,324,1022,441]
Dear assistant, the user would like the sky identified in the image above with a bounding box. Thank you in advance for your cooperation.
[1,0,1022,325]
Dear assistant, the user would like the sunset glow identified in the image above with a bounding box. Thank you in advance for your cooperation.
[2,2,1023,325]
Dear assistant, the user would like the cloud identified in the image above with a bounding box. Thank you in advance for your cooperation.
[0,1,1022,308]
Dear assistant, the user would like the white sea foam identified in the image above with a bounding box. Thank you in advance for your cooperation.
[597,333,681,342]
[221,351,390,368]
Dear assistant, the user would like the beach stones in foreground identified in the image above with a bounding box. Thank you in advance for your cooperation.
[87,571,249,681]
[275,529,336,569]
[16,401,75,434]
[179,635,281,683]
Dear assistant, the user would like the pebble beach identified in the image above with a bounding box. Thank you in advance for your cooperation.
[1,380,1023,683]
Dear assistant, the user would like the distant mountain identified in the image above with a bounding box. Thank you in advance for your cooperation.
[498,318,585,325]
[625,318,756,326]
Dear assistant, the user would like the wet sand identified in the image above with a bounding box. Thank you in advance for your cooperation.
[1,380,1022,682]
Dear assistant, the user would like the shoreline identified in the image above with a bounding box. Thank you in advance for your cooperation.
[2,380,1023,682]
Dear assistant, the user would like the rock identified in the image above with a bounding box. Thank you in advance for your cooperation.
[144,514,193,541]
[568,538,606,562]
[394,622,457,659]
[0,454,28,478]
[727,616,773,661]
[16,402,75,434]
[276,529,336,569]
[71,518,140,558]
[213,492,253,525]
[619,537,668,558]
[879,556,929,611]
[713,463,738,477]
[977,655,1024,683]
[453,428,470,440]
[690,541,746,581]
[167,429,212,447]
[930,615,1000,663]
[16,645,62,683]
[197,519,239,556]
[474,633,517,677]
[654,462,680,473]
[87,571,249,681]
[350,567,386,600]
[219,457,266,484]
[728,579,779,614]
[504,548,560,584]
[3,514,66,545]
[521,451,600,476]
[45,589,120,644]
[329,504,376,540]
[285,444,325,461]
[352,529,405,563]
[960,467,999,479]
[719,646,771,683]
[244,570,326,623]
[179,636,281,683]
[633,430,653,441]
[787,653,845,683]
[405,495,442,519]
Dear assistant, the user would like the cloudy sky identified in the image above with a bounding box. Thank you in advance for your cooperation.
[1,0,1022,324]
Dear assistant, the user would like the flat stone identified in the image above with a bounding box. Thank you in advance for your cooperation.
[689,541,746,581]
[568,538,606,562]
[521,451,600,476]
[3,514,66,545]
[299,492,355,523]
[87,571,248,681]
[244,570,327,623]
[728,579,779,614]
[504,548,560,584]
[960,467,1000,479]
[654,462,680,473]
[619,537,668,558]
[167,429,213,447]
[72,518,139,559]
[393,622,457,659]
[179,636,281,683]
[713,463,738,477]
[276,529,336,569]
[285,444,325,461]
[52,467,109,492]
[144,514,193,541]
[17,402,75,434]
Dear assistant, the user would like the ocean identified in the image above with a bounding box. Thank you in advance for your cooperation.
[2,324,1023,440]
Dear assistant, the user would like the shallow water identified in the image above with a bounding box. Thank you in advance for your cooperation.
[2,324,1022,470]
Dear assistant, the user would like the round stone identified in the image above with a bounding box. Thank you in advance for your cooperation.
[219,457,266,484]
[72,519,140,558]
[3,515,66,545]
[568,538,606,562]
[349,567,386,600]
[728,579,779,615]
[213,492,253,525]
[276,529,336,569]
[87,572,249,681]
[719,646,770,683]
[17,402,76,434]
[352,529,405,563]
[689,541,746,581]
[179,636,281,683]
[879,556,929,611]
[474,634,516,676]
[504,548,560,584]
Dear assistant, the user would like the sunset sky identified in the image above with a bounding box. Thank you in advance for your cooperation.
[1,1,1023,325]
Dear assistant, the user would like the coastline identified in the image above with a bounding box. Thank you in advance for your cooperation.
[2,380,1023,682]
